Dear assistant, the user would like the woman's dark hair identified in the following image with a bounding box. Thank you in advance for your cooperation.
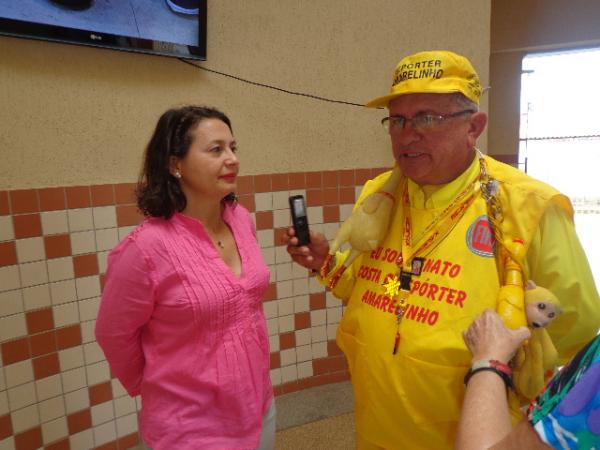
[136,105,236,219]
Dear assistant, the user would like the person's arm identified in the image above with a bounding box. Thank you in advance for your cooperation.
[95,237,155,396]
[456,310,531,450]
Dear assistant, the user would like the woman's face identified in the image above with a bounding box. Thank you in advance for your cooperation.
[172,118,239,202]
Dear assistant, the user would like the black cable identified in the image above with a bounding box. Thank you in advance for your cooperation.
[178,58,368,108]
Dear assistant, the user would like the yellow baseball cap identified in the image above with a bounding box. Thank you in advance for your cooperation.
[365,50,483,108]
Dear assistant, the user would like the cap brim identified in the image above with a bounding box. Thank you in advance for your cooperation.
[365,93,402,108]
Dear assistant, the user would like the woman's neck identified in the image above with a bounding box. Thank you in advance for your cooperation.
[183,199,225,233]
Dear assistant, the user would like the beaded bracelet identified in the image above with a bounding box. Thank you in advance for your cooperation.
[464,359,514,391]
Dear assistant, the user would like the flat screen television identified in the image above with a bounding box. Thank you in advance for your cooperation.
[0,0,206,60]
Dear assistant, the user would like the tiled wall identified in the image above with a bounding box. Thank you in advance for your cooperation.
[0,167,388,450]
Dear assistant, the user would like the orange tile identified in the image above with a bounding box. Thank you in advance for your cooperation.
[327,340,343,356]
[0,414,13,440]
[116,205,144,227]
[13,214,42,239]
[312,358,330,375]
[91,185,115,207]
[236,176,254,195]
[255,211,273,230]
[38,187,66,212]
[273,227,288,246]
[1,337,30,365]
[114,183,137,205]
[56,325,82,350]
[322,205,340,223]
[45,438,70,450]
[262,283,277,301]
[294,312,311,329]
[89,381,113,406]
[305,189,323,207]
[32,352,60,379]
[30,331,57,357]
[95,442,118,450]
[117,432,140,450]
[270,352,281,369]
[305,172,322,189]
[73,254,99,278]
[322,188,339,205]
[330,355,348,371]
[0,241,17,266]
[355,168,372,184]
[44,234,72,259]
[237,194,255,212]
[10,190,39,214]
[339,169,355,187]
[67,409,91,434]
[65,186,91,209]
[0,191,9,215]
[322,171,339,188]
[271,173,289,191]
[288,172,306,190]
[309,292,326,310]
[253,175,271,193]
[339,187,355,205]
[14,426,43,450]
[279,332,296,350]
[26,308,55,334]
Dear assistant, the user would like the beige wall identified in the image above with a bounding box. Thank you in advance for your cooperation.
[1,0,490,190]
[489,0,600,160]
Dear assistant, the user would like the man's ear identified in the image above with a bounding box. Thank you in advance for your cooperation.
[467,112,487,147]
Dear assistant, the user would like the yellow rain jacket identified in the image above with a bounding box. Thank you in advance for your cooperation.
[323,155,600,450]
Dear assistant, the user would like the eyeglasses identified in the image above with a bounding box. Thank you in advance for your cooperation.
[381,109,475,133]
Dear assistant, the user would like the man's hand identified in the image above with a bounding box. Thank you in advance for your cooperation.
[463,309,531,364]
[284,227,330,272]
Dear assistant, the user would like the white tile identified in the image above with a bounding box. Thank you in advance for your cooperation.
[312,325,328,344]
[69,429,94,450]
[269,368,282,386]
[0,265,21,292]
[296,345,313,363]
[289,189,306,198]
[36,375,63,401]
[19,260,49,287]
[41,416,68,445]
[292,263,309,279]
[275,263,293,282]
[10,404,40,433]
[0,216,14,241]
[307,206,324,224]
[257,229,274,248]
[114,396,136,417]
[281,364,298,383]
[59,346,85,371]
[80,320,96,343]
[111,379,127,398]
[266,318,278,336]
[312,341,328,359]
[297,361,314,379]
[260,247,275,265]
[310,310,327,327]
[41,211,69,235]
[262,300,278,319]
[83,342,105,365]
[4,360,34,389]
[53,303,80,328]
[272,191,290,210]
[78,297,100,321]
[86,361,110,385]
[47,257,74,282]
[0,313,27,341]
[0,438,15,450]
[39,396,65,423]
[64,388,90,414]
[97,250,109,274]
[327,306,343,324]
[91,401,115,426]
[280,349,297,366]
[277,298,294,316]
[76,277,100,301]
[292,279,309,296]
[269,269,276,283]
[117,226,135,241]
[268,334,279,353]
[309,277,325,294]
[0,289,23,317]
[276,280,293,298]
[8,382,37,410]
[71,231,96,255]
[22,283,51,311]
[254,192,273,212]
[50,279,77,305]
[0,391,8,415]
[93,206,117,229]
[61,367,87,393]
[116,412,138,437]
[278,315,294,333]
[326,291,340,307]
[340,204,354,221]
[15,237,45,263]
[293,295,310,313]
[273,209,290,228]
[327,324,338,340]
[93,420,117,446]
[323,223,340,240]
[355,186,363,200]
[68,208,94,232]
[95,228,118,252]
[295,328,311,346]
[274,246,290,264]
[0,368,5,392]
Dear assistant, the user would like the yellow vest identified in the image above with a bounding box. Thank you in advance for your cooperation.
[327,156,598,450]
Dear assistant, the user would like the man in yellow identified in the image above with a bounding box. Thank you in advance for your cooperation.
[285,50,600,450]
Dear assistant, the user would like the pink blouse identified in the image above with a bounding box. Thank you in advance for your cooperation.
[95,205,272,450]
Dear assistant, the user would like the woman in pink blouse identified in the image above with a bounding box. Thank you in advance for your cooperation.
[95,106,274,450]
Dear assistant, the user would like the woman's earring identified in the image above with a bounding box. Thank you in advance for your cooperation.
[174,171,182,179]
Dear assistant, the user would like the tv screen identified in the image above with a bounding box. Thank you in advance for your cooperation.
[0,0,206,60]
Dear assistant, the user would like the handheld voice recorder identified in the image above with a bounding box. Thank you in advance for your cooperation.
[289,195,311,246]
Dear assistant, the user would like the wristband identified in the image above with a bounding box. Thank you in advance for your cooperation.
[464,359,514,390]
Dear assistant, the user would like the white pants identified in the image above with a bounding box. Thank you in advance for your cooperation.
[141,401,276,450]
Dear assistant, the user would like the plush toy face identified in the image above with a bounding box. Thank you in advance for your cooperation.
[525,301,558,328]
